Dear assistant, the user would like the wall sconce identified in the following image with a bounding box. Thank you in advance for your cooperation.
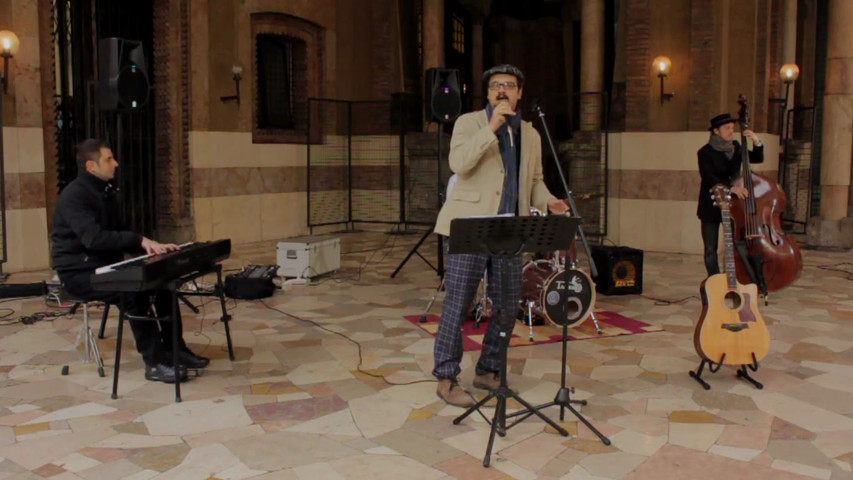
[0,30,21,93]
[220,64,243,105]
[653,55,674,105]
[769,63,800,136]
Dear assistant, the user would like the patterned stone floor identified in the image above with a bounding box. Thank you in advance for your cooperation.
[0,230,852,479]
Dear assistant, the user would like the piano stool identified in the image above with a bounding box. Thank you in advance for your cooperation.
[60,300,111,378]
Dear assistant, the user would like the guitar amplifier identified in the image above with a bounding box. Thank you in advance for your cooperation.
[590,245,643,295]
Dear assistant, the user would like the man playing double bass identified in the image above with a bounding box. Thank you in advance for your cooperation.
[697,113,763,277]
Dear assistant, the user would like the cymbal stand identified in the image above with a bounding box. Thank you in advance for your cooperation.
[418,278,444,323]
[522,299,536,341]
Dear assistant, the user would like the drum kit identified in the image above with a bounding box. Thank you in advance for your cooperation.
[421,175,601,337]
[464,207,601,340]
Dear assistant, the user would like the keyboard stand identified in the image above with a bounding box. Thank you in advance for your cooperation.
[111,264,233,403]
[176,264,234,360]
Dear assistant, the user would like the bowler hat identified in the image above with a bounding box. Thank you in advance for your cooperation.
[709,113,737,131]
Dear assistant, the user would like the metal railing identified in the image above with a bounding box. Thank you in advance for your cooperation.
[779,106,817,234]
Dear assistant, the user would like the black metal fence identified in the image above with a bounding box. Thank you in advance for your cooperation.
[307,99,410,228]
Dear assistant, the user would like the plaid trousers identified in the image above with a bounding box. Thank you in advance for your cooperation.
[432,246,522,379]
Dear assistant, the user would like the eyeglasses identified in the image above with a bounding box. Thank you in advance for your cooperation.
[488,81,518,90]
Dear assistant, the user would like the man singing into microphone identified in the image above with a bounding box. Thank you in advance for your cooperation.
[432,64,569,406]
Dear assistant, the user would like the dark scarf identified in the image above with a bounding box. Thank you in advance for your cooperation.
[709,133,735,160]
[485,103,520,214]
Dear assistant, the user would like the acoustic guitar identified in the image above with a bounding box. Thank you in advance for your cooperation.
[694,184,770,366]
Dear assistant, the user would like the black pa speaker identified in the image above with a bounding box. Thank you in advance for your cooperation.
[590,245,644,295]
[98,37,150,111]
[425,68,462,123]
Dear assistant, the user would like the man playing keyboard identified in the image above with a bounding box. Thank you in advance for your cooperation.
[50,139,209,383]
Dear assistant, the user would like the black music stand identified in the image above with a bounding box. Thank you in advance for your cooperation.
[448,214,579,467]
[506,297,611,446]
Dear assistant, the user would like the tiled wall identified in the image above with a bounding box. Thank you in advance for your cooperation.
[605,131,779,254]
[189,131,402,243]
[2,127,49,272]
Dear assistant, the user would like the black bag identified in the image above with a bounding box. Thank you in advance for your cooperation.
[223,265,278,300]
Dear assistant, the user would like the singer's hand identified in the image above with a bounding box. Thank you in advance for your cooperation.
[547,199,571,215]
[489,101,516,132]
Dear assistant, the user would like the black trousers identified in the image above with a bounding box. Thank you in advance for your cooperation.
[700,220,760,286]
[701,221,722,276]
[60,271,189,366]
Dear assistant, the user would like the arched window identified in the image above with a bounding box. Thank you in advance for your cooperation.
[251,13,324,143]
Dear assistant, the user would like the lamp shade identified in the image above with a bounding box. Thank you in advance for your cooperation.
[0,30,20,56]
[652,55,672,76]
[780,63,799,83]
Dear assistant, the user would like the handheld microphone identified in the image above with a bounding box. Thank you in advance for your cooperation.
[498,97,515,148]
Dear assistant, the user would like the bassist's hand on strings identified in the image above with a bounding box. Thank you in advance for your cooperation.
[742,129,763,147]
[730,185,750,199]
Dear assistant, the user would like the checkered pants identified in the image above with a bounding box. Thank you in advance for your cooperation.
[432,245,522,379]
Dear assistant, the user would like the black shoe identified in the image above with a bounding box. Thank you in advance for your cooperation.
[144,363,189,383]
[164,350,210,369]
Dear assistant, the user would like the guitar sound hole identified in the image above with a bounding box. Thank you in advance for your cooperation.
[724,291,742,310]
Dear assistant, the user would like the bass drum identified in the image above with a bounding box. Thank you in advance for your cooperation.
[539,268,596,327]
[521,259,558,325]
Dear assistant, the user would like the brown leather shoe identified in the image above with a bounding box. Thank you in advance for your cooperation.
[436,378,475,407]
[473,372,518,393]
[473,372,502,391]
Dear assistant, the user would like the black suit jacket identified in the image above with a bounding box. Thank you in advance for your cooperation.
[696,141,764,223]
[50,172,143,275]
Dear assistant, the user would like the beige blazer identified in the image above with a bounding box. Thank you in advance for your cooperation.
[434,109,556,237]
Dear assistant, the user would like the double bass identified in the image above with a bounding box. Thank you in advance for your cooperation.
[730,95,802,294]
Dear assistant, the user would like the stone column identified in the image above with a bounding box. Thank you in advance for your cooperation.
[580,0,604,131]
[422,0,444,70]
[808,0,853,247]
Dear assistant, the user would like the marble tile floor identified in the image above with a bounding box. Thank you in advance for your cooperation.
[0,230,852,479]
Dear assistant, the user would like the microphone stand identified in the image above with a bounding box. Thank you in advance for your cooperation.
[511,103,610,447]
[534,103,597,279]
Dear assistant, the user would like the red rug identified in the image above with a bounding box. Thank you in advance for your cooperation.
[404,311,662,351]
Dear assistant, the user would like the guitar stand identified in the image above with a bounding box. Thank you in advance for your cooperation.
[689,352,763,390]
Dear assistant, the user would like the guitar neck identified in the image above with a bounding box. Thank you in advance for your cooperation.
[721,209,737,290]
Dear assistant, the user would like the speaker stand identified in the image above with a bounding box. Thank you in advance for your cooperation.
[391,125,446,279]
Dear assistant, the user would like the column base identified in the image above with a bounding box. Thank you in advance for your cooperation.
[806,216,853,249]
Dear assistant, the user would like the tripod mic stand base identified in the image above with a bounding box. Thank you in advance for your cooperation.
[453,385,570,467]
[509,395,611,446]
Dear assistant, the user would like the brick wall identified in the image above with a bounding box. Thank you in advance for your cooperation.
[767,0,783,135]
[752,0,770,133]
[624,0,650,131]
[688,0,715,131]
